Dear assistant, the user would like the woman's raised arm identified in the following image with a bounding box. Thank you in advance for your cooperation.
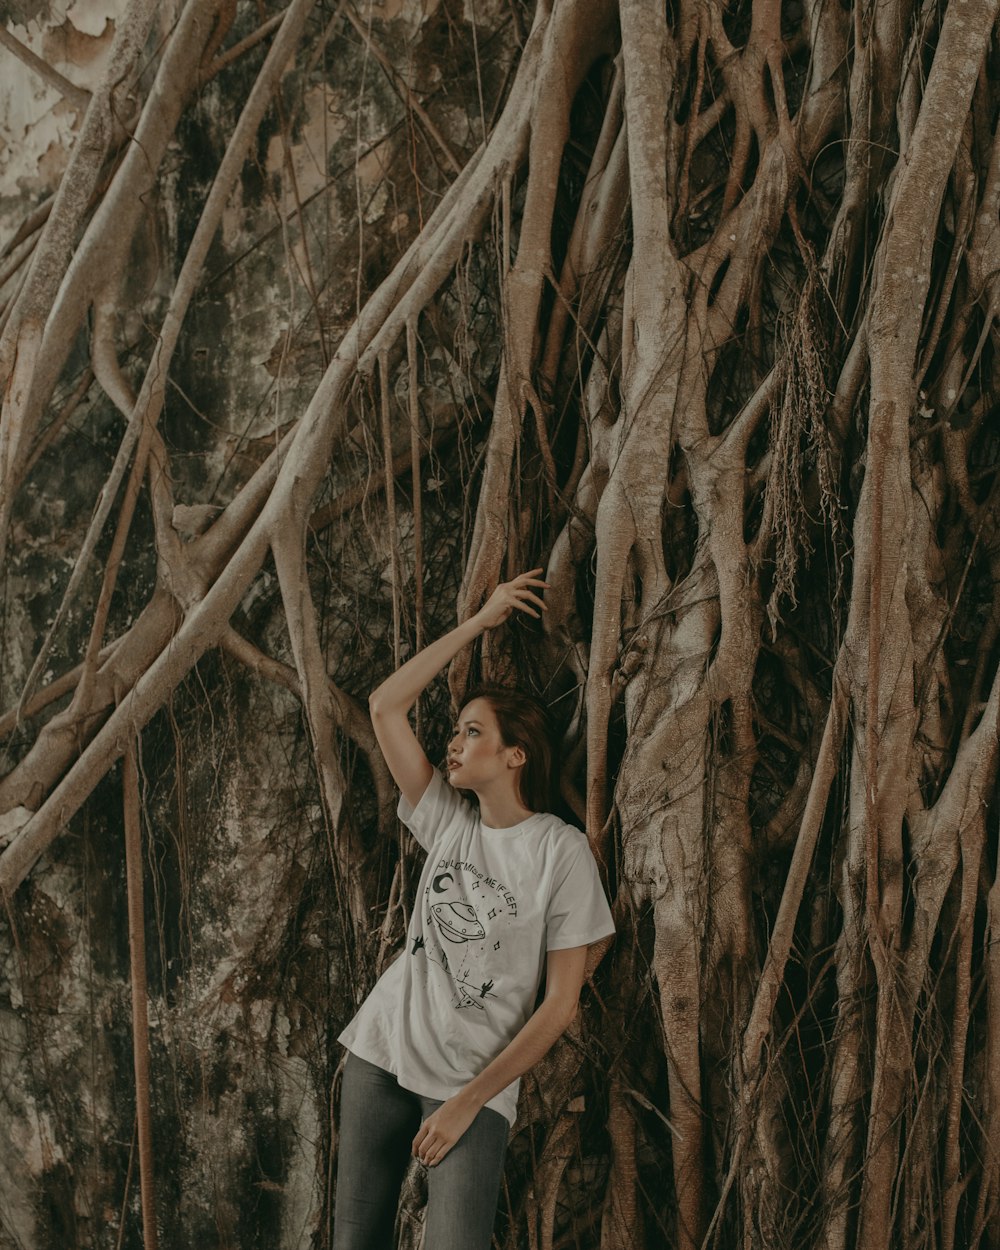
[368,570,548,809]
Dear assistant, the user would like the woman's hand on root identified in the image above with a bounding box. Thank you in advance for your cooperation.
[473,568,549,631]
[412,1094,480,1167]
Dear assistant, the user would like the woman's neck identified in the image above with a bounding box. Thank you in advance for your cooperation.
[475,782,533,829]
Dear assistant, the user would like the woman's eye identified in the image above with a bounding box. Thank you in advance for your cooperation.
[467,728,478,736]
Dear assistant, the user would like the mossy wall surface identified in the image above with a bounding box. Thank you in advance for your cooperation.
[0,5,517,1246]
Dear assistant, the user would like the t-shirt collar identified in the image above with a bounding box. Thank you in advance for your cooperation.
[478,810,543,837]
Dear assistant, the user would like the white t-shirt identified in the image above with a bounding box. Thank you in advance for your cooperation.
[338,769,615,1127]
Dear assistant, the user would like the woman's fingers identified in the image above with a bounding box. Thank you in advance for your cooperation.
[520,590,548,610]
[412,1128,448,1167]
[511,571,548,588]
[505,569,548,589]
[511,590,547,616]
[476,570,550,628]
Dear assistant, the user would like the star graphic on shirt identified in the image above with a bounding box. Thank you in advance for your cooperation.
[410,935,425,954]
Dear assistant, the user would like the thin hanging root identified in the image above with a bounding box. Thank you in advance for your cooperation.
[272,526,377,929]
[379,352,402,667]
[343,5,461,175]
[675,12,708,227]
[406,320,425,736]
[537,92,627,395]
[652,914,705,1250]
[600,1085,643,1249]
[273,85,329,363]
[941,813,985,1250]
[456,368,520,691]
[524,1112,575,1250]
[584,490,635,834]
[977,859,1000,1248]
[308,406,457,534]
[78,295,185,715]
[122,734,158,1250]
[0,529,263,889]
[525,380,560,504]
[739,665,847,1078]
[375,854,408,976]
[501,174,511,282]
[864,405,886,947]
[22,367,93,479]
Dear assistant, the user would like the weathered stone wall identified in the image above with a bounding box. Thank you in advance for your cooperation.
[0,4,515,1246]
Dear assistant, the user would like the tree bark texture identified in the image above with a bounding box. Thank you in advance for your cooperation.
[1,0,998,1246]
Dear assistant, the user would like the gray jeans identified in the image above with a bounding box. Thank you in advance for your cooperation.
[333,1050,509,1250]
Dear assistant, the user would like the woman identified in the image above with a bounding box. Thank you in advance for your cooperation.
[333,569,615,1250]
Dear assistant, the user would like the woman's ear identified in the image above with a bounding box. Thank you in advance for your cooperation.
[507,744,527,769]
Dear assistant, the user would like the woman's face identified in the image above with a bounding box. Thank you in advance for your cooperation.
[446,698,524,795]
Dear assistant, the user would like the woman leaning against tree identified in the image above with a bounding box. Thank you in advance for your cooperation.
[332,569,615,1250]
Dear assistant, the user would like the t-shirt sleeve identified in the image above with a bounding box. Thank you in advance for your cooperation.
[397,768,472,852]
[545,836,616,950]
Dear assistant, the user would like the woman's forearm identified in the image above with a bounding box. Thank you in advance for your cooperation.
[409,995,578,1167]
[369,614,484,715]
[456,998,577,1112]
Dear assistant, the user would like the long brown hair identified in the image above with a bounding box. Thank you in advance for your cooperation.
[459,685,557,813]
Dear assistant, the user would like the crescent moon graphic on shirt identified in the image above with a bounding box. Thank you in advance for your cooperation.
[432,873,454,892]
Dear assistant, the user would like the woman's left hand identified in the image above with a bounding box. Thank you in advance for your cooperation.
[412,1093,480,1166]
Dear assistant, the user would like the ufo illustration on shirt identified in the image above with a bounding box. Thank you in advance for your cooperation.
[431,900,486,944]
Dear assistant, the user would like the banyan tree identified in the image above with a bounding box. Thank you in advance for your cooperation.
[0,0,998,1246]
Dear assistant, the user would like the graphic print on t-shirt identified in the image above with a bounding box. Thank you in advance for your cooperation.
[410,856,519,1013]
